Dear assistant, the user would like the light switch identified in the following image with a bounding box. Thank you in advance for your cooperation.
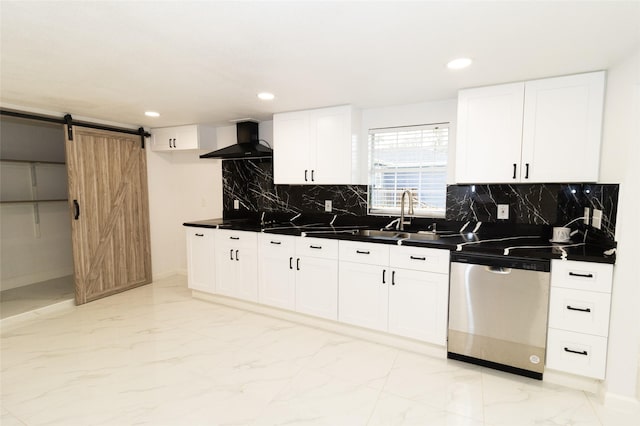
[592,209,602,229]
[233,199,240,210]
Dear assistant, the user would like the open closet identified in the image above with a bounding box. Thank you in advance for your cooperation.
[0,116,74,319]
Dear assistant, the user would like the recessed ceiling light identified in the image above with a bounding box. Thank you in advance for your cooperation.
[447,58,473,70]
[257,92,275,101]
[145,111,160,117]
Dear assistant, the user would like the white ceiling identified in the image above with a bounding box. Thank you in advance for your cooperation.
[1,1,639,128]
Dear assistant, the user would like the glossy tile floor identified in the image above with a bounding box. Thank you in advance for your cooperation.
[0,275,74,319]
[1,275,638,426]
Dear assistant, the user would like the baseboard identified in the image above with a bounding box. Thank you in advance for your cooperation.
[0,268,74,291]
[0,299,75,331]
[152,269,187,280]
[544,368,601,394]
[601,390,640,411]
[191,290,447,360]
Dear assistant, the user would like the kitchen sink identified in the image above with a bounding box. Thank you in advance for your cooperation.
[351,229,439,240]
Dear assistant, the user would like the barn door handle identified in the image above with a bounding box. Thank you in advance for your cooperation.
[73,199,80,220]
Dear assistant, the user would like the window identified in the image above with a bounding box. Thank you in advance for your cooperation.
[368,123,449,217]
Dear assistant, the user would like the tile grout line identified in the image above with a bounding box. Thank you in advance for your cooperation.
[364,349,400,426]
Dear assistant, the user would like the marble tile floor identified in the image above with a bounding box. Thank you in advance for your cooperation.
[0,275,74,320]
[1,275,638,426]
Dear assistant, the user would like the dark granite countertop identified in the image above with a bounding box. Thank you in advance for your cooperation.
[183,218,616,264]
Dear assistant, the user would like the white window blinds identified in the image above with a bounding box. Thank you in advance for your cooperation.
[368,123,448,217]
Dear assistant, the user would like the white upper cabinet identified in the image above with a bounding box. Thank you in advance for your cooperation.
[273,105,365,185]
[455,71,605,183]
[150,124,216,152]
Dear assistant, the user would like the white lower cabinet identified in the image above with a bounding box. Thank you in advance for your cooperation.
[258,234,296,310]
[338,241,449,346]
[215,230,258,302]
[186,227,216,293]
[295,238,339,320]
[546,259,614,379]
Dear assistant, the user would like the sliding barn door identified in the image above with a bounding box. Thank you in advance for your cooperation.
[65,127,152,304]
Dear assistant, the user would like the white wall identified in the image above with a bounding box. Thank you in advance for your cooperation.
[361,99,458,183]
[599,48,640,405]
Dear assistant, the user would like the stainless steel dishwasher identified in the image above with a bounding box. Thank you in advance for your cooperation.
[448,252,551,379]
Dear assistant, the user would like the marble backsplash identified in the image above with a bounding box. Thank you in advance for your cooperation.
[222,159,618,239]
[446,183,619,239]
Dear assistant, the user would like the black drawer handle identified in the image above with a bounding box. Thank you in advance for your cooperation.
[564,347,588,356]
[270,241,282,245]
[391,270,396,285]
[356,250,370,255]
[229,249,234,261]
[512,163,517,179]
[309,245,322,249]
[410,256,426,261]
[569,272,593,278]
[229,236,240,240]
[235,250,239,261]
[382,269,386,284]
[567,305,591,313]
[195,233,204,237]
[296,258,300,271]
[289,257,293,270]
[304,170,308,182]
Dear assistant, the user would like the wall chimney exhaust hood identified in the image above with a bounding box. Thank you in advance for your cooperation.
[200,121,272,160]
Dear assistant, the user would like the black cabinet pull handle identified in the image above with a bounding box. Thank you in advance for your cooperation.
[311,170,315,181]
[195,233,204,237]
[525,163,530,179]
[229,249,234,260]
[73,199,80,220]
[229,236,240,240]
[382,269,386,284]
[512,163,517,179]
[564,347,588,356]
[235,250,239,261]
[310,245,322,249]
[289,257,293,269]
[296,258,300,271]
[356,250,370,255]
[392,271,396,285]
[567,305,591,313]
[569,272,593,278]
[304,170,308,182]
[270,241,281,245]
[410,256,426,261]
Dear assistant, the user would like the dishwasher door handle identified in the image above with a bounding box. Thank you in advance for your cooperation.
[485,266,512,274]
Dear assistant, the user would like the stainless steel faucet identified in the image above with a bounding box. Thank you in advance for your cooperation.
[399,189,414,230]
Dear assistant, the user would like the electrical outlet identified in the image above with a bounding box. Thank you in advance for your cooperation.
[592,208,602,229]
[497,204,509,220]
[324,200,332,213]
[233,199,240,210]
[583,207,590,225]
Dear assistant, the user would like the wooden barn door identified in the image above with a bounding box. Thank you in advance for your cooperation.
[65,126,152,304]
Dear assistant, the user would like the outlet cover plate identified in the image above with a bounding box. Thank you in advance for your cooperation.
[592,208,602,229]
[324,200,332,212]
[497,204,509,220]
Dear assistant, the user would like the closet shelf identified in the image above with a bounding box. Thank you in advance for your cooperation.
[1,199,68,204]
[0,159,66,165]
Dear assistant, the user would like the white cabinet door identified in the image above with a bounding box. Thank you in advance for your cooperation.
[388,268,448,345]
[522,72,605,183]
[339,262,389,332]
[150,124,216,152]
[295,256,338,320]
[312,106,353,184]
[455,82,525,183]
[273,111,311,184]
[258,235,296,310]
[214,230,258,301]
[186,228,216,293]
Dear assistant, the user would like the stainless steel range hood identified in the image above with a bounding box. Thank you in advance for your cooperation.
[200,121,272,160]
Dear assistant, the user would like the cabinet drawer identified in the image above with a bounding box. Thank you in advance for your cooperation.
[339,241,389,266]
[389,246,449,274]
[546,328,608,379]
[296,237,339,259]
[548,287,611,337]
[217,229,258,248]
[551,260,613,293]
[258,233,295,251]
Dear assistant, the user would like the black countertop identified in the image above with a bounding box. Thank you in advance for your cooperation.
[183,218,616,264]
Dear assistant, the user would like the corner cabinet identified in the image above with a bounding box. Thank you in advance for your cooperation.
[186,228,216,293]
[150,124,217,152]
[455,71,605,184]
[273,105,365,185]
